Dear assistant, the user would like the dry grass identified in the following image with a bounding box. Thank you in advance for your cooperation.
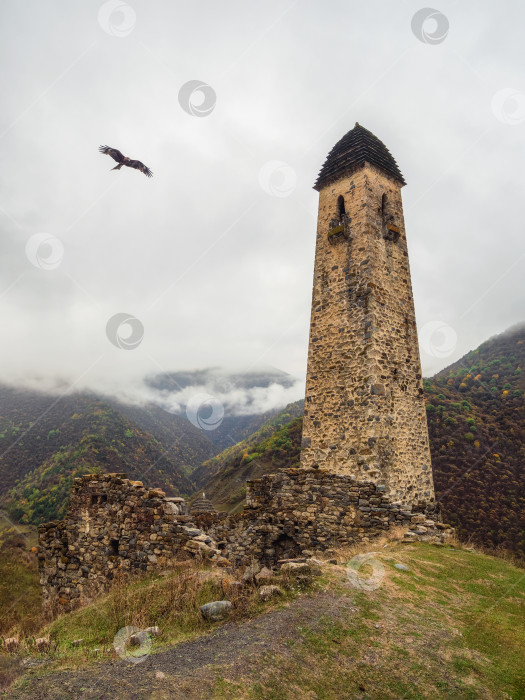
[331,525,411,563]
[0,555,314,672]
[459,535,525,568]
[0,545,43,639]
[3,539,525,698]
[44,561,234,658]
[212,543,525,700]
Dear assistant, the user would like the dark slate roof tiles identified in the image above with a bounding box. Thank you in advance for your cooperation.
[314,123,406,190]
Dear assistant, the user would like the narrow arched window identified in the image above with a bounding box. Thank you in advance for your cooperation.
[381,193,387,218]
[337,195,346,221]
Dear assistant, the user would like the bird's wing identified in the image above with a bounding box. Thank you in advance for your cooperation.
[99,145,125,163]
[127,159,153,178]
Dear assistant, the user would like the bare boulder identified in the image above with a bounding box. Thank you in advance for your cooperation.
[258,585,283,600]
[200,600,232,622]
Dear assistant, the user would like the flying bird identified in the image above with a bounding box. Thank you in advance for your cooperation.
[98,145,153,178]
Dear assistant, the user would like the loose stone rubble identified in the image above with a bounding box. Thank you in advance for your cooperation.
[200,601,232,621]
[258,585,283,600]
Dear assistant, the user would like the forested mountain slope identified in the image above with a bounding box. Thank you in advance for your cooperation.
[426,323,525,556]
[0,387,216,524]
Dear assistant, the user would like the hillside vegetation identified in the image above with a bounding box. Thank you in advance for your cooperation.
[0,378,302,526]
[0,389,215,525]
[192,401,303,511]
[427,323,525,557]
[0,536,42,639]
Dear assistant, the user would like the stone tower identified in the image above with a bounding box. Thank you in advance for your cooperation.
[301,123,434,507]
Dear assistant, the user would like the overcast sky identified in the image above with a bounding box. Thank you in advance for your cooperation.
[0,0,524,410]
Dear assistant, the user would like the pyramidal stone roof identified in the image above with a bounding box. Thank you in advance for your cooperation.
[190,492,217,514]
[314,123,406,191]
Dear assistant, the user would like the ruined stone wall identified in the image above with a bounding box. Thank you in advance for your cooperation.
[199,468,445,567]
[301,163,434,506]
[38,474,220,615]
[39,471,448,613]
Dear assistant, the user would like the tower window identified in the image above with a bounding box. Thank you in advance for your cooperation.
[381,193,400,243]
[91,494,107,505]
[337,195,346,221]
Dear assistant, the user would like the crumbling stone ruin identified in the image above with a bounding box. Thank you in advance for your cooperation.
[38,469,449,615]
[38,474,224,615]
[38,124,444,614]
[196,468,446,567]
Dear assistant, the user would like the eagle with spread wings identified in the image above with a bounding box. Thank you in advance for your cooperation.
[98,145,153,178]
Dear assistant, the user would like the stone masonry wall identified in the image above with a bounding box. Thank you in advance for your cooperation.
[301,162,434,506]
[198,468,447,568]
[38,473,222,615]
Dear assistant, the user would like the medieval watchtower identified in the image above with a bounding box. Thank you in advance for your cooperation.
[301,123,434,507]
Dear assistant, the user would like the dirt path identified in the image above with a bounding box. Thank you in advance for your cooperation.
[10,593,355,699]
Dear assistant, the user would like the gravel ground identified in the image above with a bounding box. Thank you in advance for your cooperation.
[8,592,354,699]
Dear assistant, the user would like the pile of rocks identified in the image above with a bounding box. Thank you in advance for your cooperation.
[403,514,451,542]
[201,557,325,615]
